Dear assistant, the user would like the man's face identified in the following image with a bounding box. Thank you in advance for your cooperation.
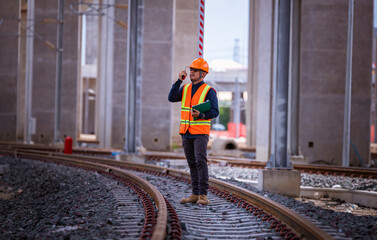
[190,68,200,81]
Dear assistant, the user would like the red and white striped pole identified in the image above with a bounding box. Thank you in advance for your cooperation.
[197,0,205,58]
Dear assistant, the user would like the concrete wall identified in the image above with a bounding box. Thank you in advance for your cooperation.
[31,1,78,144]
[299,0,372,166]
[0,0,19,141]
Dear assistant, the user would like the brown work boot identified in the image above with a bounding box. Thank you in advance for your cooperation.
[196,195,211,205]
[180,194,199,204]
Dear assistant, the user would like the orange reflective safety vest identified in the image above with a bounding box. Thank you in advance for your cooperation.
[180,83,212,135]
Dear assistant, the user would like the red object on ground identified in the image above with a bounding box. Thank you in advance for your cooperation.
[64,136,73,154]
[210,122,247,138]
[371,125,375,142]
[227,123,247,138]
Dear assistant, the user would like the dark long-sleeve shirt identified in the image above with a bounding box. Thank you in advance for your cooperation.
[168,79,219,138]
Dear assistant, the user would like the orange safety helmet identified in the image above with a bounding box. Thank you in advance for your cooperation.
[190,58,209,73]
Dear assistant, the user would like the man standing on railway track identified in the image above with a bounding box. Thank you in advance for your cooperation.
[168,58,219,205]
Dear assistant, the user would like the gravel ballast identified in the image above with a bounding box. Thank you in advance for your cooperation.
[0,156,129,239]
[206,165,377,239]
[1,156,376,239]
[208,165,377,192]
[162,163,377,239]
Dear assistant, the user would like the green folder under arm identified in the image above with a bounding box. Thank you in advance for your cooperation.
[192,100,211,120]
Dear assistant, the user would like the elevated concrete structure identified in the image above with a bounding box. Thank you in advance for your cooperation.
[0,0,373,167]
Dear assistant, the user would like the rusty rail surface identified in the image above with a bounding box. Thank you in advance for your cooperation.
[1,147,334,240]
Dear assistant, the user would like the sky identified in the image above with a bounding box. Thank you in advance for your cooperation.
[203,0,249,67]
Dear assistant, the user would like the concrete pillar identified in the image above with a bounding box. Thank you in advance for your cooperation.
[169,0,198,149]
[111,0,129,149]
[141,0,174,151]
[299,0,372,166]
[98,0,115,148]
[249,0,275,162]
[246,0,257,148]
[0,0,19,141]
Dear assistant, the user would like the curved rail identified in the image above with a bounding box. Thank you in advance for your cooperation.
[0,148,167,240]
[1,148,335,240]
[1,142,375,179]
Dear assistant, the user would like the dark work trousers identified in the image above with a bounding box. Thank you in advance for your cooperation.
[182,135,209,195]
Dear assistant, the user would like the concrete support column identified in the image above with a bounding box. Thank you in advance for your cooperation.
[111,0,128,149]
[98,0,115,148]
[170,0,198,148]
[141,0,174,151]
[249,0,274,162]
[246,0,257,148]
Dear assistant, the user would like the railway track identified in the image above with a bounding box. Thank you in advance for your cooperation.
[0,147,338,239]
[1,142,376,179]
[143,151,377,179]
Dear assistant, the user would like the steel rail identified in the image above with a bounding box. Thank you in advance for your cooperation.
[2,148,335,240]
[1,142,375,178]
[0,141,117,155]
[144,151,377,179]
[0,149,167,240]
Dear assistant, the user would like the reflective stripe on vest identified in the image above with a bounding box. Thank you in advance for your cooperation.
[179,83,212,135]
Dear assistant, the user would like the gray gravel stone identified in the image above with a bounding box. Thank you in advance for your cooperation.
[0,156,125,239]
[161,162,377,239]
